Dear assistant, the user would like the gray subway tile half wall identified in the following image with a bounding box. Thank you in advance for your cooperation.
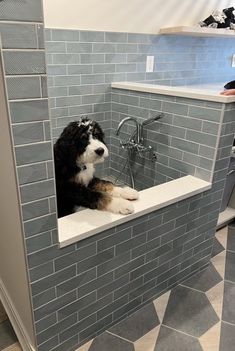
[0,17,235,351]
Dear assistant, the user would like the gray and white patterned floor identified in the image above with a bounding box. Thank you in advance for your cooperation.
[0,225,234,351]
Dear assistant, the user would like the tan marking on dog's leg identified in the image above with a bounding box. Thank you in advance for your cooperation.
[92,181,114,193]
[92,180,138,201]
[92,181,138,200]
[97,193,113,210]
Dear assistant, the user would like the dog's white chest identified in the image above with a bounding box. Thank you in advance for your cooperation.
[74,164,94,187]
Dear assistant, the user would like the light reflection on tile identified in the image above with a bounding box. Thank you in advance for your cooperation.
[2,342,23,351]
[75,340,93,351]
[134,326,160,351]
[215,227,228,250]
[211,251,226,279]
[153,290,170,323]
[206,282,224,319]
[199,322,221,351]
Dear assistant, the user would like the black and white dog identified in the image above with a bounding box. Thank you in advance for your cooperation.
[54,118,138,218]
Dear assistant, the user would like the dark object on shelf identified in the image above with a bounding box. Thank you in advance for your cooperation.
[223,7,235,28]
[199,7,235,29]
[224,80,235,89]
[202,15,218,26]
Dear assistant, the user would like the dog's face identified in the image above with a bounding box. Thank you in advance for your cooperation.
[58,118,109,166]
[77,119,109,165]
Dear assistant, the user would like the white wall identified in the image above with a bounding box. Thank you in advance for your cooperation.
[43,0,234,33]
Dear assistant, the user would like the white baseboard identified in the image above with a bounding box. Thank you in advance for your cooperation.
[0,278,36,351]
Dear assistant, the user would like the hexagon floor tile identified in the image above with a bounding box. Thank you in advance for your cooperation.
[89,332,134,351]
[222,280,235,324]
[162,285,219,337]
[224,251,235,283]
[108,303,160,342]
[219,322,235,351]
[211,238,225,258]
[154,325,203,351]
[181,264,222,293]
[226,227,235,252]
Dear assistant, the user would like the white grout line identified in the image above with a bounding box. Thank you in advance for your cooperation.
[0,20,43,25]
[161,323,200,339]
[221,320,235,327]
[2,48,45,52]
[224,278,235,285]
[9,97,48,102]
[179,283,206,294]
[106,330,134,344]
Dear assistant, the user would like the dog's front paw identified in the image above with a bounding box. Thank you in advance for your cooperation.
[106,197,134,215]
[120,187,139,200]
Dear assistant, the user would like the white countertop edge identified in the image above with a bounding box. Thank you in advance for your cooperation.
[58,175,211,248]
[111,82,235,103]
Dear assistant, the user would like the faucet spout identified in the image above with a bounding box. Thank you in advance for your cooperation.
[116,116,141,143]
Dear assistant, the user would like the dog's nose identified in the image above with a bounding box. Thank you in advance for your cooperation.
[95,147,104,156]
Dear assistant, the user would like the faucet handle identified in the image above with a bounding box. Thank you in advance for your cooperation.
[142,113,164,126]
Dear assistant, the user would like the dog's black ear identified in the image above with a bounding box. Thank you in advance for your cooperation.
[60,121,80,140]
[54,122,80,170]
[92,121,105,142]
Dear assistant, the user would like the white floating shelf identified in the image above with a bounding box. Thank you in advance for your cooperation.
[159,26,235,38]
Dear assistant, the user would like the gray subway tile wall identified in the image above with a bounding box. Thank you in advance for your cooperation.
[110,88,223,187]
[1,11,235,351]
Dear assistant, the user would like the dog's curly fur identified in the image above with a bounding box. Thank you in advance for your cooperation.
[54,117,138,218]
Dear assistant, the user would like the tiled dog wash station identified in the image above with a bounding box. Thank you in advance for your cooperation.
[0,1,235,351]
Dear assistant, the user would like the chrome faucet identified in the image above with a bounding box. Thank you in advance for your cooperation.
[115,113,164,188]
[116,114,164,144]
[116,116,141,143]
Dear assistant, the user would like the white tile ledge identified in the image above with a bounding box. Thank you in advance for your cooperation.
[58,176,211,248]
[111,82,235,103]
